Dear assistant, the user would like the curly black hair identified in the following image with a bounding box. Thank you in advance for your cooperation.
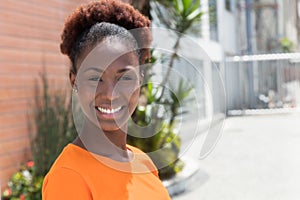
[60,0,152,73]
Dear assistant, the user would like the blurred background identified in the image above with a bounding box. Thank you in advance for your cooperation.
[0,0,299,199]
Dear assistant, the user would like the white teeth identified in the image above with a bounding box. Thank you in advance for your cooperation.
[96,106,122,114]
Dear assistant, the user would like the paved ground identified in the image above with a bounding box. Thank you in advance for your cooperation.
[173,113,300,200]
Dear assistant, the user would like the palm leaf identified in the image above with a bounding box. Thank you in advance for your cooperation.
[187,7,203,21]
[182,0,193,16]
[174,0,184,13]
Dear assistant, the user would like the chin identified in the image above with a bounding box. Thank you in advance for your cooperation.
[97,120,127,132]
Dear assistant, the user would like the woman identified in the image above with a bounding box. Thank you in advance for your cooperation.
[42,1,171,199]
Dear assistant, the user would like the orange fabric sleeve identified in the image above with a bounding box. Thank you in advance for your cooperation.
[42,167,92,200]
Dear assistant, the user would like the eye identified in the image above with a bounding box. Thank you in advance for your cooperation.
[119,75,134,81]
[88,76,102,82]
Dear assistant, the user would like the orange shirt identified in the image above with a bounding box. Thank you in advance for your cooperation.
[42,144,171,200]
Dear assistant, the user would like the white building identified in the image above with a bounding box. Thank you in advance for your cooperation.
[226,0,300,110]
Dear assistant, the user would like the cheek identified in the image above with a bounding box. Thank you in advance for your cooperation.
[116,79,140,99]
[127,89,140,116]
[131,87,140,103]
[77,84,96,110]
[122,85,140,109]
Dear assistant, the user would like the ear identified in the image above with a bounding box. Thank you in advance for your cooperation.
[139,72,144,85]
[69,70,76,88]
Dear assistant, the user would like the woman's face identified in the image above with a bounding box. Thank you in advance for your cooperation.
[71,37,141,132]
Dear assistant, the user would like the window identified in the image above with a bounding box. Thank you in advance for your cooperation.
[226,0,232,11]
[209,0,218,41]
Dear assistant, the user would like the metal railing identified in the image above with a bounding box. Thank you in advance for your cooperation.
[225,53,300,112]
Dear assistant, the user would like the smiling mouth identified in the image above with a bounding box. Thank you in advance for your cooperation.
[95,106,122,114]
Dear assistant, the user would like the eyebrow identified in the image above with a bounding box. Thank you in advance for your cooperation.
[116,67,136,74]
[84,67,103,73]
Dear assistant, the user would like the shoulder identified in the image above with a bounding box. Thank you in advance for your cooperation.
[42,144,95,199]
[48,143,94,171]
[127,144,159,177]
[43,167,92,200]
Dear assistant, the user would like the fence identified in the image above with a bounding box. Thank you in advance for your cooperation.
[225,53,300,113]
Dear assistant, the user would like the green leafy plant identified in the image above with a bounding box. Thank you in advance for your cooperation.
[128,52,194,179]
[152,0,202,95]
[281,37,294,53]
[29,72,76,177]
[1,161,43,200]
[167,78,193,125]
[128,0,201,180]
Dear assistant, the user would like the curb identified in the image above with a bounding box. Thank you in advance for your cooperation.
[227,107,300,116]
[162,157,201,197]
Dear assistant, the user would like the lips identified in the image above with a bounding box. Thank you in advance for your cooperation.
[94,105,125,120]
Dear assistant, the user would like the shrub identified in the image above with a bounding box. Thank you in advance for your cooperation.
[29,72,76,177]
[128,65,192,180]
[1,161,43,200]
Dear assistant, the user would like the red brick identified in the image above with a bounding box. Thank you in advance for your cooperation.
[0,125,29,142]
[0,150,28,170]
[0,35,61,53]
[0,136,30,156]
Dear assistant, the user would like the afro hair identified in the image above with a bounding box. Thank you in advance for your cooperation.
[60,0,152,68]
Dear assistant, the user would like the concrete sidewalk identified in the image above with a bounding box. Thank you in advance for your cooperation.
[173,113,300,200]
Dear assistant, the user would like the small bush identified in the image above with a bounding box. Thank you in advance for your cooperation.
[29,72,76,177]
[1,161,43,200]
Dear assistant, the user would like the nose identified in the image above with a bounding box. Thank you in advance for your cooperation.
[97,80,119,101]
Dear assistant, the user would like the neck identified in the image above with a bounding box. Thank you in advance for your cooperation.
[73,118,130,161]
[103,130,127,151]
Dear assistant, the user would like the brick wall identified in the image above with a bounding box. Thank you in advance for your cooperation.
[0,0,88,188]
